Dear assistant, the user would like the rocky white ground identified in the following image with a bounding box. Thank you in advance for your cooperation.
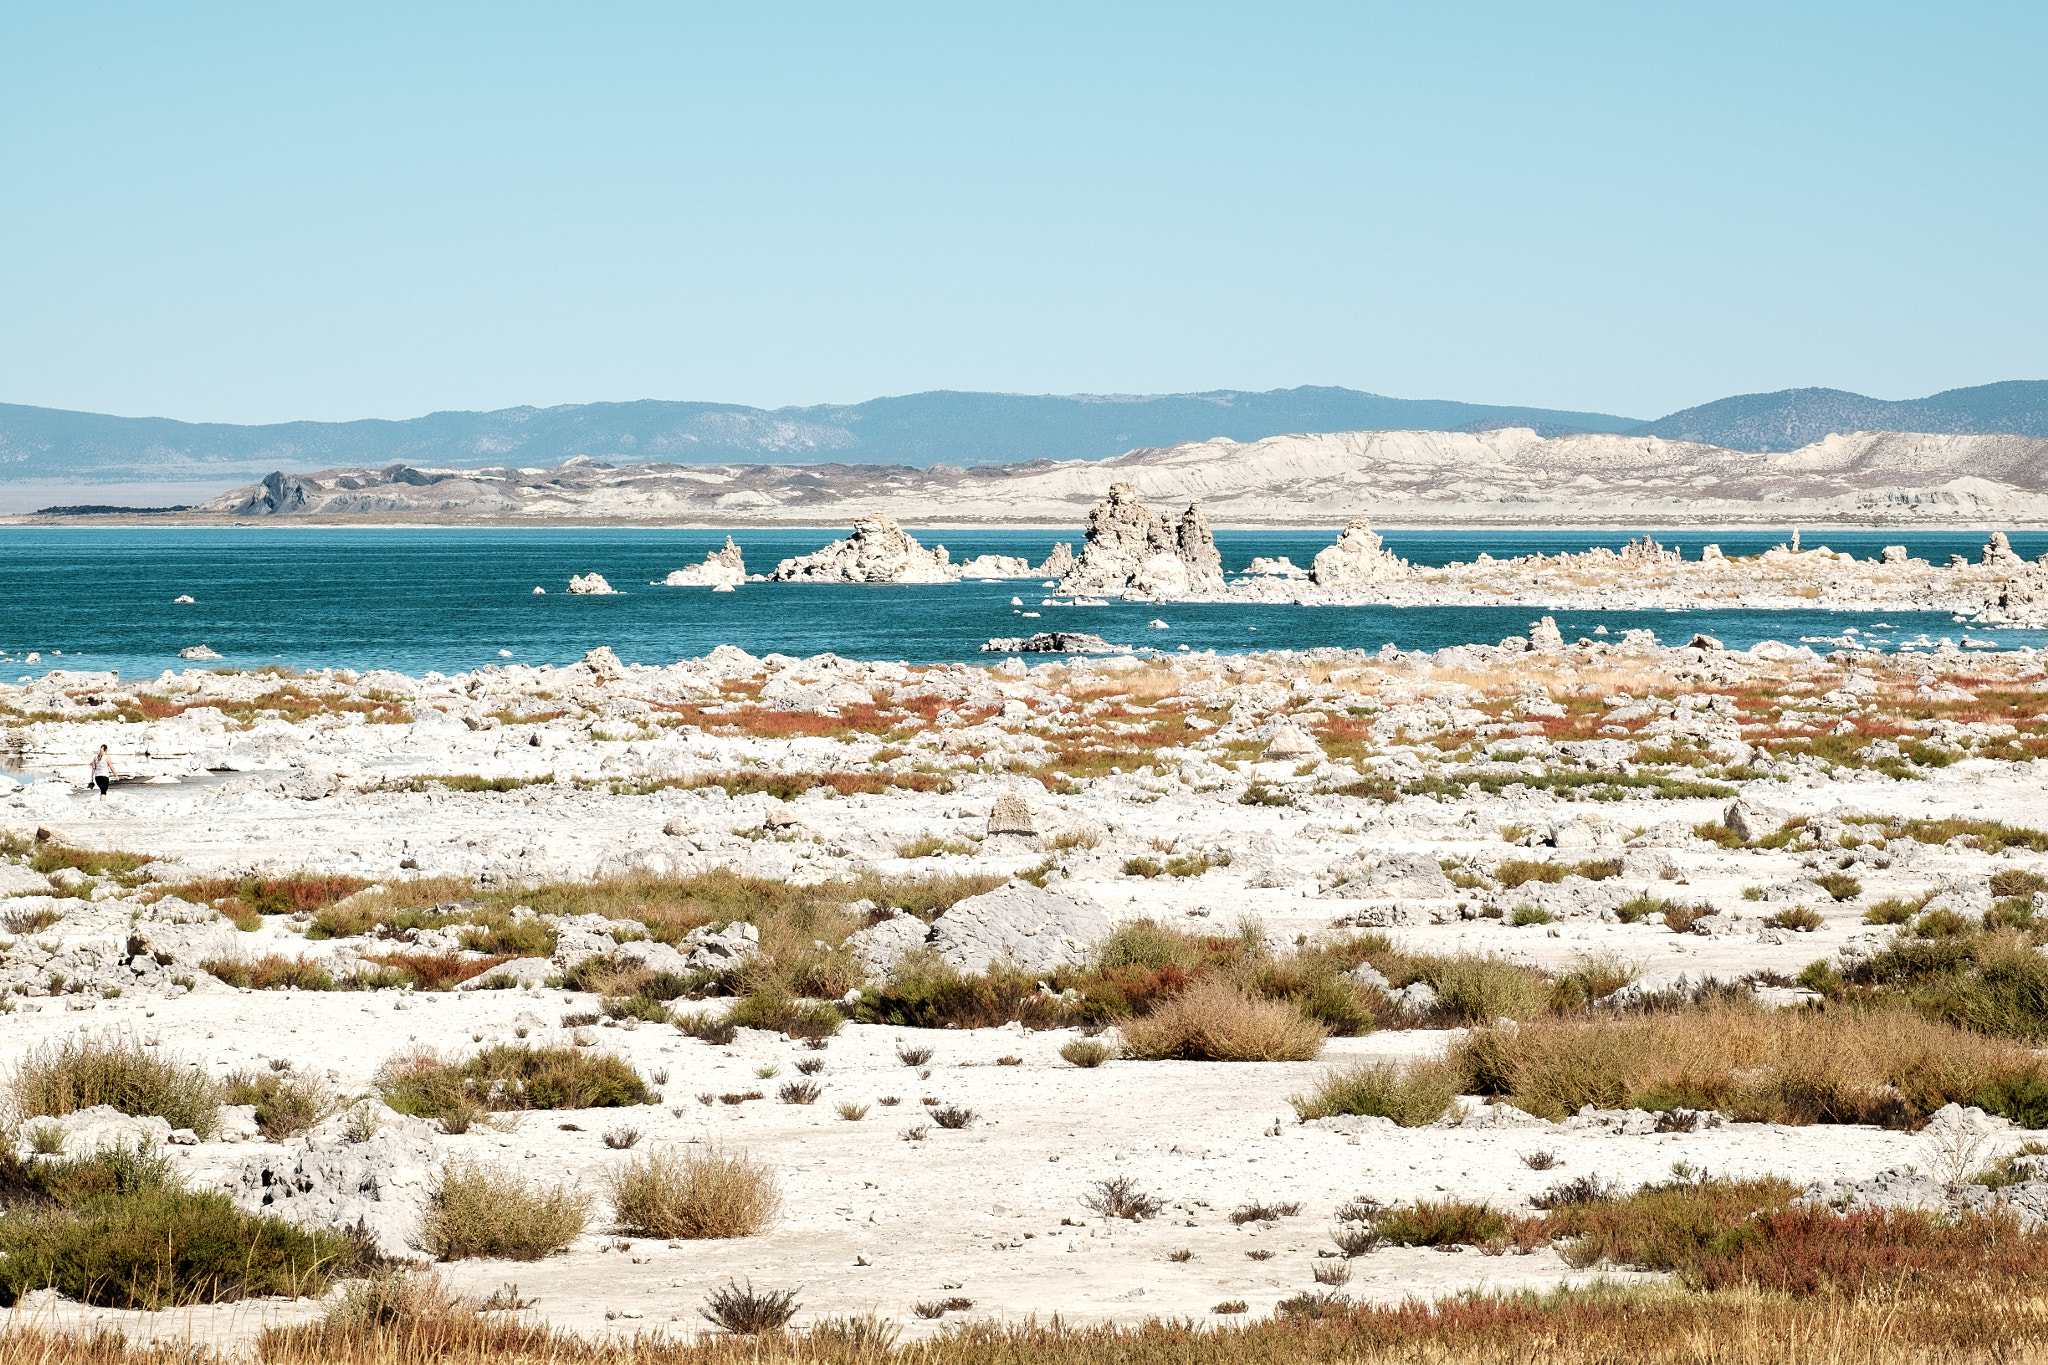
[5,636,2048,1346]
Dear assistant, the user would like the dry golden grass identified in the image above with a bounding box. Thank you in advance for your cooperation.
[604,1144,780,1239]
[414,1159,591,1261]
[1118,979,1327,1062]
[19,1274,2048,1363]
[1455,1001,2040,1123]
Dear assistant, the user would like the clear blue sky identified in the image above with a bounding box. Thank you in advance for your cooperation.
[3,2,2042,424]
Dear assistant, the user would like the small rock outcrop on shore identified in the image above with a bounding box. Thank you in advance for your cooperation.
[1309,520,1411,587]
[1060,483,1224,597]
[954,554,1035,577]
[770,513,956,584]
[657,537,746,586]
[980,632,1128,654]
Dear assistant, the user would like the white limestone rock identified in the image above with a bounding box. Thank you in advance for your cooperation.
[987,791,1039,838]
[1722,798,1784,844]
[954,554,1035,578]
[31,1105,174,1155]
[227,1118,442,1258]
[927,881,1111,975]
[567,573,617,595]
[0,862,52,895]
[678,919,759,974]
[846,912,933,979]
[1262,723,1323,762]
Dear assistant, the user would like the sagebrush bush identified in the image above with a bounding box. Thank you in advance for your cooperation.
[415,1160,590,1261]
[9,1035,219,1138]
[604,1145,779,1239]
[1059,1038,1113,1068]
[1118,980,1326,1062]
[1290,1058,1459,1126]
[1417,954,1550,1025]
[220,1069,334,1139]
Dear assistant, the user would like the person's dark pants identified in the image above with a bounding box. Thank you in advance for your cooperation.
[95,776,110,795]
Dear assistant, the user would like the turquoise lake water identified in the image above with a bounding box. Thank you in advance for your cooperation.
[1,527,2042,678]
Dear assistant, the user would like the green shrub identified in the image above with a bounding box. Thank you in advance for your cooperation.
[602,994,674,1024]
[9,1035,219,1138]
[0,1143,179,1210]
[1764,906,1825,932]
[0,1187,359,1308]
[1972,1069,2048,1129]
[1615,894,1668,924]
[1797,959,1843,997]
[1863,898,1919,926]
[1987,897,2038,932]
[1914,909,1974,939]
[1511,905,1555,927]
[1543,1175,1798,1271]
[724,990,844,1039]
[855,953,1060,1031]
[1290,1059,1458,1126]
[202,954,339,990]
[1095,920,1204,974]
[1494,859,1619,889]
[376,1044,650,1121]
[1812,872,1862,902]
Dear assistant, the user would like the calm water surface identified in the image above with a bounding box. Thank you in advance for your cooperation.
[1,527,2041,678]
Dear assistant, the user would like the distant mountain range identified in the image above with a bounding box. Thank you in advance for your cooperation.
[1633,381,2048,451]
[2,381,2044,486]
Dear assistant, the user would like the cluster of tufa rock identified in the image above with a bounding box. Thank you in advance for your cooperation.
[656,537,747,587]
[1059,483,1223,597]
[770,513,955,584]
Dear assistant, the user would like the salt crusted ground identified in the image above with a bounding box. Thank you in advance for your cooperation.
[4,633,2047,1346]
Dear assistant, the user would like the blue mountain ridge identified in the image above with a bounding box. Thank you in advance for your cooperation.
[3,381,2044,482]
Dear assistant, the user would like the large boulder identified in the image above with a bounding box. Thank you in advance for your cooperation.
[1723,799,1784,844]
[0,862,51,895]
[226,1119,442,1258]
[1262,723,1323,762]
[567,573,617,595]
[928,882,1111,976]
[770,513,956,584]
[1309,520,1410,587]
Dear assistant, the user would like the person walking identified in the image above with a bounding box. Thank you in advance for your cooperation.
[90,744,116,802]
